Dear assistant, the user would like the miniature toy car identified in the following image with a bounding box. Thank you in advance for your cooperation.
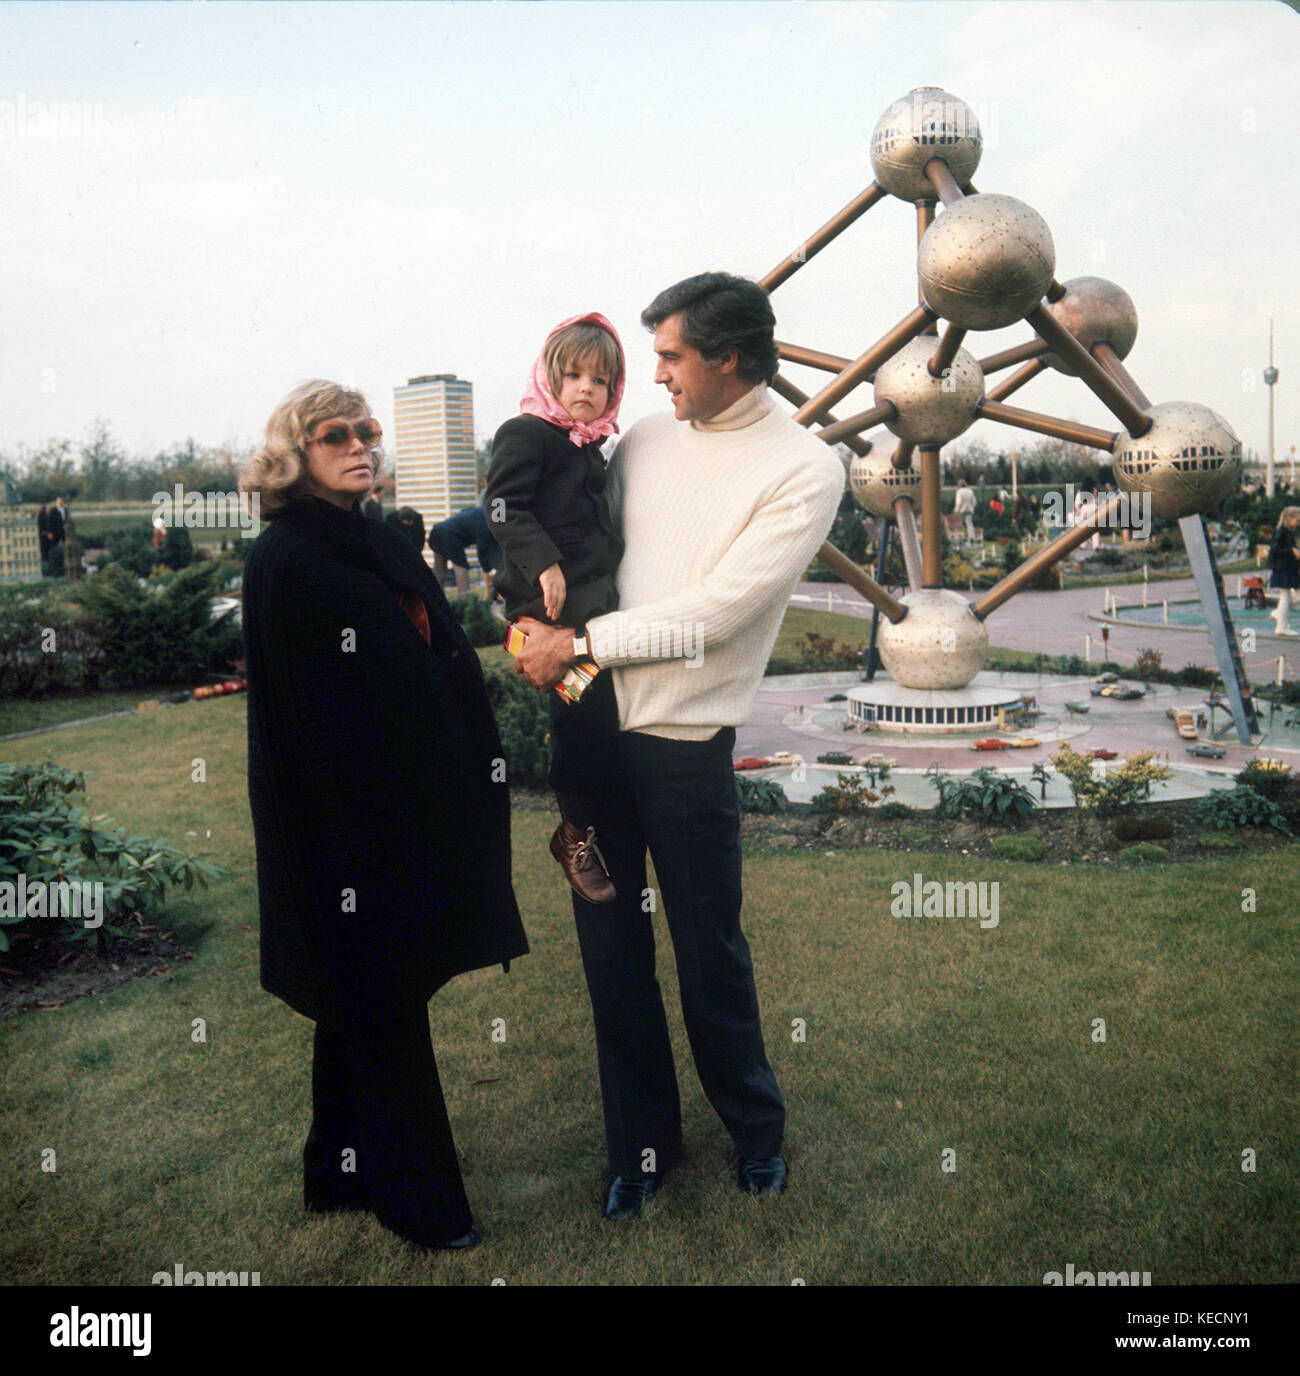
[1090,748,1119,760]
[1173,709,1199,740]
[768,751,803,767]
[971,738,1011,751]
[1064,701,1090,715]
[824,693,847,702]
[1007,737,1041,749]
[817,751,854,765]
[733,756,771,770]
[1186,743,1226,758]
[1109,684,1145,700]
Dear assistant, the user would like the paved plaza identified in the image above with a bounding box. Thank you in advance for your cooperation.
[734,579,1300,803]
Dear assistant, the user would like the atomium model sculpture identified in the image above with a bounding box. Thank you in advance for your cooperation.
[755,86,1250,736]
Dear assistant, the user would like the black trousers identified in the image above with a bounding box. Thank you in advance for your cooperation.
[573,724,785,1177]
[548,668,620,828]
[304,1007,473,1247]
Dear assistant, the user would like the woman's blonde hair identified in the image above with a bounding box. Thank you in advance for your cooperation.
[543,322,622,399]
[239,379,377,517]
[1281,507,1300,523]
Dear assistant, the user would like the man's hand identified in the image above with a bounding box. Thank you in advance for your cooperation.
[514,617,575,691]
[538,562,567,621]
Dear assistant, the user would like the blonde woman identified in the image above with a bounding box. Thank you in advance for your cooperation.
[240,380,528,1250]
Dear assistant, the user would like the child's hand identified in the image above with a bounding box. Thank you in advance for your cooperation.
[538,563,567,620]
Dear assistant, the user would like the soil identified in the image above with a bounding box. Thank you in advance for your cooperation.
[0,912,194,1021]
[511,787,1298,865]
[5,789,1289,1019]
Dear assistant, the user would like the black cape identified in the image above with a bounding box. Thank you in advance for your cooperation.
[243,496,528,1023]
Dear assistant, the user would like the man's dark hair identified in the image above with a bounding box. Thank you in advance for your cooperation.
[641,272,778,386]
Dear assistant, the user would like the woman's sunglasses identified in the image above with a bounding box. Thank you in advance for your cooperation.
[311,419,383,449]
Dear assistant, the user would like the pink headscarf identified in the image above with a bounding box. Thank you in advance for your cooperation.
[519,311,626,447]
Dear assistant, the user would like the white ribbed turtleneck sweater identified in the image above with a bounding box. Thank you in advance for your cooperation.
[586,386,845,740]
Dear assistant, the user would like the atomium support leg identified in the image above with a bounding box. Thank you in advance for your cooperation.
[864,516,894,680]
[1179,513,1258,744]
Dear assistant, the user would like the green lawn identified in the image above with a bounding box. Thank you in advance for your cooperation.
[1,695,1295,1285]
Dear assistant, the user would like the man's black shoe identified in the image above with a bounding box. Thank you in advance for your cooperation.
[603,1172,663,1222]
[738,1157,788,1196]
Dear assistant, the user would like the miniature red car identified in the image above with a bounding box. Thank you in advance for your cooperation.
[971,738,1011,751]
[1090,748,1119,760]
[733,756,771,770]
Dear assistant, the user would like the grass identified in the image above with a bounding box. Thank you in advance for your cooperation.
[0,690,163,739]
[1,697,1296,1285]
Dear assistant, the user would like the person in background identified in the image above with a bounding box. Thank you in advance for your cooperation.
[239,379,527,1252]
[385,505,426,554]
[953,479,975,541]
[1268,506,1300,635]
[428,502,504,601]
[361,483,384,521]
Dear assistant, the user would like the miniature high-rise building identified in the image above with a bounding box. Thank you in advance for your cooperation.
[392,374,477,559]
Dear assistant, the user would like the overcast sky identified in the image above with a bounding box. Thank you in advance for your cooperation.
[1,0,1296,472]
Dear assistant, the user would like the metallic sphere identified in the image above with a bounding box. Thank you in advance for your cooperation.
[918,194,1056,330]
[873,336,984,446]
[849,444,923,518]
[1042,277,1139,375]
[1112,401,1242,521]
[878,589,989,690]
[869,86,982,204]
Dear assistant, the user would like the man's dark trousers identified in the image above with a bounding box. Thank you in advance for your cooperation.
[572,721,785,1177]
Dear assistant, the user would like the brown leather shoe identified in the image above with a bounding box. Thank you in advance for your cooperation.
[549,819,616,904]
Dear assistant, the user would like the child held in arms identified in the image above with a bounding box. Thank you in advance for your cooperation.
[485,313,626,905]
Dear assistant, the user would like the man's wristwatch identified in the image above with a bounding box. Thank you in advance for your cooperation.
[572,630,589,660]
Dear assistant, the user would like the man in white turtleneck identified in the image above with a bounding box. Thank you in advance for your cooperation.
[515,272,844,1222]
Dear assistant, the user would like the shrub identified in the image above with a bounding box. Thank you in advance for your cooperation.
[1233,758,1292,802]
[1197,785,1290,833]
[71,561,241,690]
[99,525,159,578]
[900,825,930,847]
[811,772,894,814]
[735,775,789,814]
[1113,815,1175,842]
[991,834,1048,861]
[930,767,1036,821]
[1118,843,1171,864]
[799,632,867,671]
[1198,831,1244,851]
[1134,647,1164,678]
[0,585,105,696]
[875,800,912,820]
[480,663,550,790]
[1050,744,1172,814]
[0,760,223,955]
[448,596,505,648]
